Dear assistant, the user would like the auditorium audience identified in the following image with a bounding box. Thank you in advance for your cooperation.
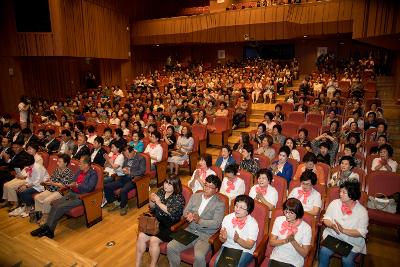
[249,168,278,210]
[188,154,216,193]
[270,146,293,183]
[220,163,245,203]
[215,145,236,173]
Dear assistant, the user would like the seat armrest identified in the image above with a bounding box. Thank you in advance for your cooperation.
[318,209,326,227]
[305,244,316,267]
[78,190,100,200]
[170,218,188,232]
[208,230,222,254]
[253,234,269,266]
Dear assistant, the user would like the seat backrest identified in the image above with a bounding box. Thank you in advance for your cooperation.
[182,185,193,205]
[139,153,152,176]
[237,169,253,195]
[281,102,294,113]
[160,141,169,161]
[91,164,104,191]
[192,124,207,140]
[287,111,305,123]
[271,143,281,156]
[47,154,59,176]
[216,192,230,215]
[299,122,320,139]
[214,116,229,132]
[296,147,308,162]
[210,165,223,179]
[329,165,366,190]
[191,136,199,153]
[68,159,80,175]
[254,154,271,169]
[250,201,270,245]
[232,151,243,165]
[316,162,330,184]
[306,113,323,125]
[365,154,380,174]
[271,175,288,208]
[366,171,400,195]
[287,158,299,178]
[281,121,300,137]
[37,151,49,169]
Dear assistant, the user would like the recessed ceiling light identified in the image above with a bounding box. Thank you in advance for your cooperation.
[156,44,159,47]
[303,35,308,38]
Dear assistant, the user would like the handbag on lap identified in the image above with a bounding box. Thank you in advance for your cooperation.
[138,212,159,235]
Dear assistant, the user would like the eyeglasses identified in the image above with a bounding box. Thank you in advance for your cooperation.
[234,204,247,211]
[301,181,312,187]
[284,209,295,216]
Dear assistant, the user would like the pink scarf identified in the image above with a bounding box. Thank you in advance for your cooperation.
[232,216,247,229]
[279,219,302,236]
[255,186,267,195]
[226,178,237,193]
[341,202,355,215]
[297,189,311,204]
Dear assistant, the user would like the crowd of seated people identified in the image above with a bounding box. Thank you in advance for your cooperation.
[0,54,397,266]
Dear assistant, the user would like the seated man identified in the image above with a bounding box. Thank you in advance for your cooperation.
[167,175,225,267]
[104,146,146,216]
[30,155,98,238]
[72,134,90,160]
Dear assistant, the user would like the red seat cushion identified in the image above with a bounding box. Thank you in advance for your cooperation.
[159,242,167,254]
[66,205,84,217]
[114,188,137,200]
[180,248,211,264]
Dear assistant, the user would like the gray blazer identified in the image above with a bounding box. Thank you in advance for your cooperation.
[184,192,225,237]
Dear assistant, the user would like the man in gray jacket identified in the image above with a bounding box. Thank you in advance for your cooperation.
[167,174,225,267]
[104,146,146,215]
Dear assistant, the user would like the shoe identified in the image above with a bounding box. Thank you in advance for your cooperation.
[101,198,107,208]
[7,205,19,213]
[0,201,10,209]
[9,207,23,217]
[107,201,120,212]
[120,206,128,216]
[31,225,46,237]
[38,225,54,239]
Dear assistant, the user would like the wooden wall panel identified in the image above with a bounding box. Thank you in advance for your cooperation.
[0,58,25,114]
[132,0,355,45]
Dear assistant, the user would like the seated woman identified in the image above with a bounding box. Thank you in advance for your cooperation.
[371,144,398,172]
[251,123,266,144]
[340,144,361,168]
[215,145,236,173]
[144,131,163,172]
[232,96,249,129]
[293,152,326,185]
[341,131,362,153]
[323,110,339,127]
[319,181,368,267]
[193,110,208,126]
[128,132,144,153]
[294,128,311,151]
[284,137,301,162]
[34,154,74,224]
[270,146,294,184]
[369,121,387,142]
[272,124,286,146]
[269,198,312,267]
[272,104,285,123]
[239,145,260,174]
[6,156,50,217]
[233,132,251,151]
[328,156,359,187]
[172,118,182,134]
[215,195,259,267]
[220,164,246,203]
[188,154,216,193]
[294,97,308,114]
[369,135,387,154]
[162,125,176,157]
[103,143,125,184]
[262,112,276,134]
[256,135,276,160]
[168,126,194,175]
[309,98,324,115]
[288,170,322,216]
[249,168,278,211]
[263,80,275,104]
[214,101,229,117]
[135,175,185,267]
[109,111,120,126]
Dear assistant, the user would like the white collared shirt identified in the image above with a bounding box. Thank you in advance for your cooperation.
[198,194,213,216]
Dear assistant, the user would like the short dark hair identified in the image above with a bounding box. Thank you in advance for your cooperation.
[273,124,282,134]
[21,128,32,135]
[221,145,232,155]
[58,153,71,165]
[339,155,356,168]
[284,137,297,149]
[225,163,239,175]
[46,129,55,135]
[279,145,291,157]
[87,125,95,133]
[115,128,123,138]
[12,140,24,146]
[340,180,361,201]
[300,169,317,185]
[27,143,39,152]
[205,174,222,190]
[257,168,273,183]
[152,131,161,141]
[264,112,274,121]
[283,198,304,219]
[166,174,182,194]
[94,136,104,146]
[344,143,357,155]
[319,141,330,150]
[379,144,394,157]
[242,145,254,157]
[303,152,317,164]
[298,128,308,137]
[80,155,91,165]
[234,195,255,214]
[104,127,112,134]
[258,123,267,132]
[199,154,213,168]
[61,129,71,137]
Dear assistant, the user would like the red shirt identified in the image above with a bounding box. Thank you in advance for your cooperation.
[72,170,87,193]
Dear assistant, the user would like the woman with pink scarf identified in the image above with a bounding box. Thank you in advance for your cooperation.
[188,154,215,193]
